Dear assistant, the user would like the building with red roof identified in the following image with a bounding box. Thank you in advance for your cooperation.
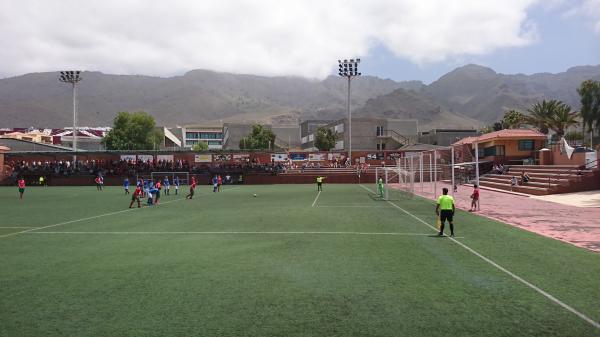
[452,129,547,164]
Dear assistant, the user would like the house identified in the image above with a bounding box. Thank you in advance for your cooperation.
[452,129,547,164]
[0,130,53,144]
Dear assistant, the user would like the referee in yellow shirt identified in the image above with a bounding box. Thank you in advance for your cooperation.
[316,176,325,191]
[435,187,455,237]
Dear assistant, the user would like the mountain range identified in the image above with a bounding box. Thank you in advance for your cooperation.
[1,64,599,130]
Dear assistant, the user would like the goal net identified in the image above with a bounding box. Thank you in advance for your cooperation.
[374,165,415,201]
[147,172,190,186]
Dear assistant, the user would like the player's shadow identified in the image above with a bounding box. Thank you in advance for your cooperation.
[368,194,385,201]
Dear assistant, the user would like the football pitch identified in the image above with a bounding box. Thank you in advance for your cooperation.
[1,184,599,337]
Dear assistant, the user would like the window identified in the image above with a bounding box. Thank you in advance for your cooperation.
[518,140,534,151]
[208,140,221,145]
[199,132,223,139]
[376,126,384,136]
[186,132,199,139]
[483,146,496,157]
[496,145,505,156]
[376,143,386,150]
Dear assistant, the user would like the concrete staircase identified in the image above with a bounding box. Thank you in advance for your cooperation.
[478,165,599,195]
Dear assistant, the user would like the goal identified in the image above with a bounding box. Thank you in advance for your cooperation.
[147,172,190,186]
[374,166,415,201]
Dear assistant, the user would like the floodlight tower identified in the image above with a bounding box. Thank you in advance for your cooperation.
[338,59,361,163]
[59,71,82,167]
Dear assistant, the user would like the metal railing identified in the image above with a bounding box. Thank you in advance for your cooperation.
[376,129,412,146]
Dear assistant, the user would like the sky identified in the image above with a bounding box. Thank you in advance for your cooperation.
[0,0,598,83]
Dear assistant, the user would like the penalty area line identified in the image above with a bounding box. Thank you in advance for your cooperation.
[358,184,600,330]
[0,186,242,240]
[0,198,190,240]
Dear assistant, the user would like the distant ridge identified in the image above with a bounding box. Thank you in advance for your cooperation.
[0,64,598,129]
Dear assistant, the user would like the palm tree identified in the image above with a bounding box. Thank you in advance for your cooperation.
[502,109,526,129]
[526,100,560,134]
[548,103,579,138]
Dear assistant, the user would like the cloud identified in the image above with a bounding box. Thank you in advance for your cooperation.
[0,0,539,79]
[580,0,600,33]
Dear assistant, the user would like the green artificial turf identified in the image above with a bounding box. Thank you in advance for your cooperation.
[0,184,598,337]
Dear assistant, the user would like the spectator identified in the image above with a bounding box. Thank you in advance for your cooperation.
[521,172,530,184]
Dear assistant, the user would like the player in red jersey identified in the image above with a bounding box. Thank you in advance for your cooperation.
[18,177,26,199]
[129,186,142,208]
[95,176,102,191]
[186,176,197,199]
[217,175,222,192]
[154,181,162,205]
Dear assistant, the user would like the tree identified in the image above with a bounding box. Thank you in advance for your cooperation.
[239,124,276,150]
[578,80,600,132]
[564,130,584,141]
[314,126,339,151]
[192,141,209,151]
[547,103,579,138]
[526,100,560,134]
[102,111,163,150]
[480,125,494,134]
[502,110,526,129]
[492,122,505,132]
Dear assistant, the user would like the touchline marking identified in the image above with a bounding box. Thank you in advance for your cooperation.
[0,187,241,240]
[316,205,392,208]
[26,231,436,236]
[311,190,321,207]
[359,184,600,329]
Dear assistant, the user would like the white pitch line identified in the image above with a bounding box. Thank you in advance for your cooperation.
[316,205,391,208]
[0,226,39,229]
[359,184,600,329]
[0,187,241,240]
[311,190,321,207]
[26,231,435,236]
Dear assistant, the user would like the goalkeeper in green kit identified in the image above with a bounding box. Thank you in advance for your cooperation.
[377,177,384,198]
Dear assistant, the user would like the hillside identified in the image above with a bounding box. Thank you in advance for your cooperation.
[424,64,600,123]
[0,64,598,128]
[0,70,412,127]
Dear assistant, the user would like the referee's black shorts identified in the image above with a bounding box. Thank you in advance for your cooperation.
[440,209,454,222]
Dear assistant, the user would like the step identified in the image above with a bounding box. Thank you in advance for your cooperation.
[507,168,591,175]
[484,174,570,184]
[479,176,560,188]
[504,172,584,179]
[514,165,580,169]
[479,181,550,195]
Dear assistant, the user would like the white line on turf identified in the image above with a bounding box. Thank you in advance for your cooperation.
[311,190,321,207]
[27,231,438,236]
[316,205,392,208]
[0,226,39,229]
[0,187,241,240]
[358,184,600,329]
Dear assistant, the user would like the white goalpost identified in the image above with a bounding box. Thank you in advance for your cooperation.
[147,171,190,186]
[375,159,416,201]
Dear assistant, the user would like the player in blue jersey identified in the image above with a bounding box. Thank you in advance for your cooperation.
[163,176,170,195]
[174,176,180,195]
[123,177,130,194]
